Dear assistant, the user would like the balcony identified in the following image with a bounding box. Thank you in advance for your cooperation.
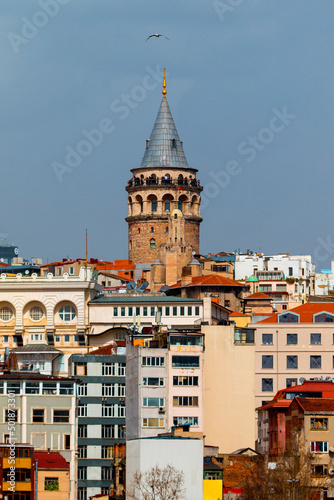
[234,328,255,345]
[127,176,202,190]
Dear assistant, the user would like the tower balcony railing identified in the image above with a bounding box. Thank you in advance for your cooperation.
[127,176,201,189]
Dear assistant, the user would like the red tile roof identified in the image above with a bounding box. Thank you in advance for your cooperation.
[169,275,244,288]
[229,311,250,317]
[35,451,69,470]
[245,292,271,300]
[258,302,334,323]
[89,345,117,355]
[97,260,135,270]
[296,398,334,412]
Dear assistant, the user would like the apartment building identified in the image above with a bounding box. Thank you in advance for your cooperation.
[0,372,77,499]
[68,346,126,500]
[255,303,334,409]
[126,330,204,440]
[0,444,35,500]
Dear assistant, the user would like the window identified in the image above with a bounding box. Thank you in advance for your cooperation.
[278,312,299,323]
[143,377,164,386]
[102,363,115,375]
[164,199,170,211]
[0,306,13,322]
[165,306,170,316]
[311,333,321,345]
[3,335,9,343]
[187,306,192,316]
[101,445,113,459]
[195,306,200,316]
[143,306,148,316]
[45,478,59,491]
[119,363,126,376]
[262,334,273,345]
[25,382,40,394]
[102,425,115,438]
[150,307,155,316]
[55,335,60,343]
[7,382,20,394]
[5,409,18,422]
[77,384,87,396]
[262,378,273,392]
[276,284,286,292]
[173,396,198,406]
[64,434,71,449]
[59,305,76,321]
[78,446,87,459]
[287,334,298,345]
[102,466,113,480]
[78,425,87,438]
[172,356,199,368]
[151,227,154,233]
[289,267,293,276]
[312,465,328,476]
[53,410,69,423]
[30,306,43,321]
[113,307,118,317]
[102,384,115,396]
[150,238,156,249]
[78,488,87,500]
[142,357,164,367]
[121,307,125,317]
[173,416,198,426]
[311,418,328,430]
[118,405,126,417]
[286,378,297,388]
[262,355,273,369]
[136,307,140,316]
[59,383,73,395]
[310,441,328,453]
[78,404,87,417]
[178,199,182,211]
[128,306,133,316]
[43,382,57,395]
[78,467,87,480]
[151,199,157,212]
[172,306,177,316]
[314,312,334,323]
[143,398,165,407]
[102,403,115,417]
[142,418,165,428]
[310,355,321,369]
[287,355,298,369]
[64,335,70,342]
[180,306,185,316]
[173,376,198,386]
[32,409,45,423]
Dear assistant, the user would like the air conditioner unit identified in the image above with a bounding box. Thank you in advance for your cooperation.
[329,469,334,475]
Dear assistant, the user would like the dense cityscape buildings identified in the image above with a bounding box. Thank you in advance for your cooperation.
[1,72,334,500]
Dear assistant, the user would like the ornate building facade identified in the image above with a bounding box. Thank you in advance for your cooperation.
[125,71,202,288]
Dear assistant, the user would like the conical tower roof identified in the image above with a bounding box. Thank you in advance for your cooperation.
[140,73,189,169]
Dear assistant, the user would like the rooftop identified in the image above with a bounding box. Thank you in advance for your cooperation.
[295,397,334,412]
[169,274,244,289]
[35,451,69,470]
[259,302,334,323]
[90,294,202,304]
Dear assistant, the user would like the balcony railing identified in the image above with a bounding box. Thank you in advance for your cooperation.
[128,177,201,188]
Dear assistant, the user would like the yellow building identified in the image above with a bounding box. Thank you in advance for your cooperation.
[35,451,70,500]
[229,311,252,328]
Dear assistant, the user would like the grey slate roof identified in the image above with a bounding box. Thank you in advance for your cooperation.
[11,344,61,354]
[140,96,189,169]
[90,295,202,304]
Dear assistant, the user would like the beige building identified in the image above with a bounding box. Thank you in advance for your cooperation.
[35,451,70,500]
[254,303,334,408]
[201,324,256,453]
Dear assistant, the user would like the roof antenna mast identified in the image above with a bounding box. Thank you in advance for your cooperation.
[162,68,167,96]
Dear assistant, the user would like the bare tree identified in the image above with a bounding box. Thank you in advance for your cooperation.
[127,464,185,500]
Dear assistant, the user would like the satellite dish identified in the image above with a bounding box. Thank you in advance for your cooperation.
[160,285,170,293]
[299,377,306,384]
[126,281,136,291]
[137,281,149,293]
[25,270,29,275]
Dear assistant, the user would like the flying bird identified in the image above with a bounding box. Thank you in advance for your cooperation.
[146,34,169,41]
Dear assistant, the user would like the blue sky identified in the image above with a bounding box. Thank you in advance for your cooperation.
[1,1,334,269]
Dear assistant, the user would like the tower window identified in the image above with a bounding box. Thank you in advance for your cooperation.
[138,228,140,234]
[178,200,182,211]
[140,201,143,212]
[166,227,169,233]
[152,199,157,212]
[151,227,154,233]
[171,138,176,148]
[150,239,156,249]
[164,199,170,212]
[174,214,178,220]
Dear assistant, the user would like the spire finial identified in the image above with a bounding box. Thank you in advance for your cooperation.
[162,68,167,96]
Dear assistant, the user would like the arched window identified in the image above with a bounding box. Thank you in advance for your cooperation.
[0,306,14,322]
[165,199,170,212]
[151,199,157,212]
[150,239,156,249]
[30,306,43,322]
[178,200,182,211]
[59,305,76,321]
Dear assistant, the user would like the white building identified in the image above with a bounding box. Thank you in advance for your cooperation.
[314,261,334,295]
[235,253,314,281]
[126,435,203,500]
